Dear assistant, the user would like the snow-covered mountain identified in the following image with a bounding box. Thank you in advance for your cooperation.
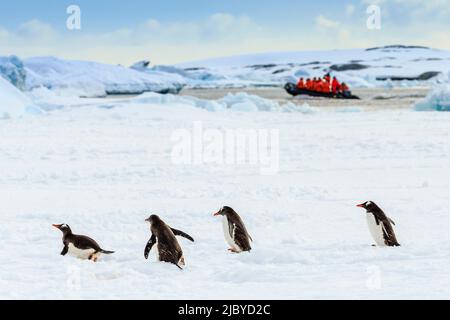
[177,45,450,88]
[2,46,450,99]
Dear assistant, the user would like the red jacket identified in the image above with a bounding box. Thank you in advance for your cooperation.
[341,83,350,92]
[332,79,341,94]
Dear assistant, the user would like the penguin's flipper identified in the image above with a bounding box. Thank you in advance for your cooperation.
[175,263,183,270]
[233,225,252,252]
[144,234,157,259]
[101,250,115,255]
[61,245,69,256]
[171,228,194,242]
[388,218,396,226]
[381,222,400,247]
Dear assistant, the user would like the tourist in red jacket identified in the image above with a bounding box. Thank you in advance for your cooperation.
[331,77,341,95]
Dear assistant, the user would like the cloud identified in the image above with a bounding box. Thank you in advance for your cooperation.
[360,0,450,16]
[0,14,271,64]
[1,6,450,66]
[346,4,356,16]
[16,19,57,42]
[316,15,340,29]
[0,27,10,41]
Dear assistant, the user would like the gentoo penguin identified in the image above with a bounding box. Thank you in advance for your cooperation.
[53,224,115,262]
[214,206,253,253]
[357,202,401,247]
[144,215,194,269]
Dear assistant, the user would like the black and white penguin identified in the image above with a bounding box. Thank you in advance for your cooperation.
[53,224,114,262]
[144,215,194,269]
[357,202,400,247]
[214,206,252,253]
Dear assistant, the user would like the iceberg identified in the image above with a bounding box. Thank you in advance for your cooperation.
[24,57,187,97]
[414,85,450,111]
[0,76,42,119]
[0,55,27,90]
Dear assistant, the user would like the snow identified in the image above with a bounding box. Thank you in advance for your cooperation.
[178,46,450,89]
[0,76,42,119]
[24,56,187,97]
[1,91,450,299]
[131,91,314,113]
[414,85,450,111]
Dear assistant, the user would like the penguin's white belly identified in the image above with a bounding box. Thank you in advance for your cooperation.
[366,213,386,247]
[222,216,242,252]
[67,243,96,260]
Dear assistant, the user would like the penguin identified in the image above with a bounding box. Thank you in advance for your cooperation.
[213,206,252,253]
[53,224,115,262]
[144,215,194,269]
[357,202,400,247]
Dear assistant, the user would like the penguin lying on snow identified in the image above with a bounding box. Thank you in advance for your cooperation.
[144,215,194,269]
[357,201,400,247]
[53,224,115,262]
[214,206,253,253]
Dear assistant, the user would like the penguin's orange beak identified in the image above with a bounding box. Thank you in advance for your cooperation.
[52,224,62,229]
[213,211,221,217]
[356,203,365,208]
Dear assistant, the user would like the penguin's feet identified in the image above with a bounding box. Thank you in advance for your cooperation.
[89,253,99,262]
[228,248,239,253]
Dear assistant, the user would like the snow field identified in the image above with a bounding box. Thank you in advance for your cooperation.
[1,98,450,299]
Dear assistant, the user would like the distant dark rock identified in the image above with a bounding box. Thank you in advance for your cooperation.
[417,72,441,80]
[272,69,289,74]
[247,64,278,70]
[299,61,331,67]
[412,58,443,62]
[329,63,369,71]
[183,67,206,71]
[366,45,430,51]
[130,60,151,71]
[376,71,441,81]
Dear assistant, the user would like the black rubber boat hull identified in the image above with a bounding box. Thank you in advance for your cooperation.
[284,83,360,100]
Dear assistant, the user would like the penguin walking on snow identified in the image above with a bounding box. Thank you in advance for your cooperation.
[144,215,194,269]
[214,206,253,253]
[357,201,400,247]
[53,224,115,262]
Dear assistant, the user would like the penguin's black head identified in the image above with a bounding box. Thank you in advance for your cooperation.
[357,201,379,213]
[52,224,72,234]
[145,215,161,225]
[213,206,234,217]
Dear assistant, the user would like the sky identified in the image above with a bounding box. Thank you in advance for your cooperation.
[0,0,449,65]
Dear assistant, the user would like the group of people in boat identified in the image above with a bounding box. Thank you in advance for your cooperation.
[296,73,352,97]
